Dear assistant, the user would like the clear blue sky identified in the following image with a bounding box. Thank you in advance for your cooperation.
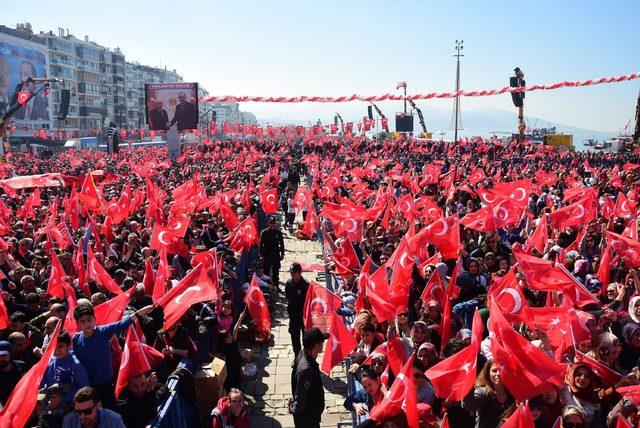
[4,0,640,132]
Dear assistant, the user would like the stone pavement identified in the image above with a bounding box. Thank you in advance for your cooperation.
[238,226,353,428]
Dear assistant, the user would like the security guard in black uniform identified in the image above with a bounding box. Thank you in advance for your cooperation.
[285,263,309,357]
[289,327,327,428]
[259,217,285,286]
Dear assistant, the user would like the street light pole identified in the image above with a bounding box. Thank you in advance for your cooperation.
[453,40,463,144]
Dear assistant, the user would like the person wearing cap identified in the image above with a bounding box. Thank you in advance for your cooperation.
[0,339,26,404]
[260,217,285,286]
[289,327,327,428]
[285,262,309,357]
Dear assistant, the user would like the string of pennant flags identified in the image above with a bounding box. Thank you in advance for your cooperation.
[200,71,640,103]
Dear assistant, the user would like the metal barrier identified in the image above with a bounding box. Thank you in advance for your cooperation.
[149,359,197,428]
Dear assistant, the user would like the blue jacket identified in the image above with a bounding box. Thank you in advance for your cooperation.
[343,387,372,412]
[72,315,133,385]
[62,407,125,428]
[41,353,90,403]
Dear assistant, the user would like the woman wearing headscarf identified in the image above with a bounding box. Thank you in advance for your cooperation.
[416,342,440,370]
[461,360,515,428]
[590,332,623,374]
[559,363,602,427]
[420,299,442,351]
[620,322,640,371]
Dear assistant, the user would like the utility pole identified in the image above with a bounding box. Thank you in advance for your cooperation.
[453,40,464,144]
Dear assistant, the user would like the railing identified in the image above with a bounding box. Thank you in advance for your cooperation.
[316,227,362,428]
[149,359,198,428]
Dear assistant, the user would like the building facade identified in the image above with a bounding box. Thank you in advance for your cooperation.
[1,23,258,135]
[125,62,183,129]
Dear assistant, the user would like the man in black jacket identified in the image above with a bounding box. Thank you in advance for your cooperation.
[260,217,285,286]
[115,373,169,428]
[290,327,327,428]
[148,99,169,131]
[284,263,309,357]
[169,92,198,131]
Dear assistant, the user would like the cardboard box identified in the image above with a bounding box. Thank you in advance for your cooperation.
[194,358,227,428]
[194,357,227,394]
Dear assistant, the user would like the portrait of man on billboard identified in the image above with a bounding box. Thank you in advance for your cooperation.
[148,98,169,131]
[145,83,199,132]
[169,91,198,131]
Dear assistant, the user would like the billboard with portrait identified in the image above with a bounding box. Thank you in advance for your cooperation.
[145,82,199,131]
[0,40,50,122]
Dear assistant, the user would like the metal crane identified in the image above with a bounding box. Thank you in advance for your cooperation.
[406,99,427,134]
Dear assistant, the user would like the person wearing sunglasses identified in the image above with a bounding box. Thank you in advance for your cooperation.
[560,405,585,428]
[62,386,125,428]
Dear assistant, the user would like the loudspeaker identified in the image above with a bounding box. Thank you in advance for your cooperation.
[395,114,414,132]
[509,77,525,108]
[57,89,70,120]
[367,106,373,120]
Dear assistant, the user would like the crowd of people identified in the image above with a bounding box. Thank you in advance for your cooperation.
[0,133,639,428]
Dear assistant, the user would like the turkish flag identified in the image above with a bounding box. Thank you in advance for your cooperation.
[420,270,445,305]
[261,188,279,214]
[47,252,68,300]
[321,315,358,374]
[156,264,218,330]
[191,248,218,273]
[153,247,171,303]
[108,183,131,225]
[217,198,240,230]
[364,268,396,323]
[409,215,461,260]
[490,335,547,401]
[142,258,155,296]
[0,320,61,428]
[501,402,536,428]
[487,266,533,324]
[333,239,360,272]
[303,282,342,332]
[497,315,566,387]
[87,246,123,295]
[228,217,260,253]
[245,276,271,332]
[150,223,178,251]
[166,215,191,239]
[363,337,407,377]
[524,215,548,255]
[73,241,89,296]
[115,327,151,398]
[292,186,312,214]
[614,191,637,217]
[395,194,418,220]
[515,251,599,307]
[49,222,73,249]
[530,306,592,361]
[602,196,616,218]
[548,196,597,230]
[425,310,483,401]
[301,203,319,238]
[606,230,640,267]
[63,282,79,335]
[562,186,598,203]
[468,168,486,186]
[370,355,419,428]
[597,241,613,291]
[461,199,524,232]
[94,287,135,326]
[78,171,103,211]
[574,350,622,388]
